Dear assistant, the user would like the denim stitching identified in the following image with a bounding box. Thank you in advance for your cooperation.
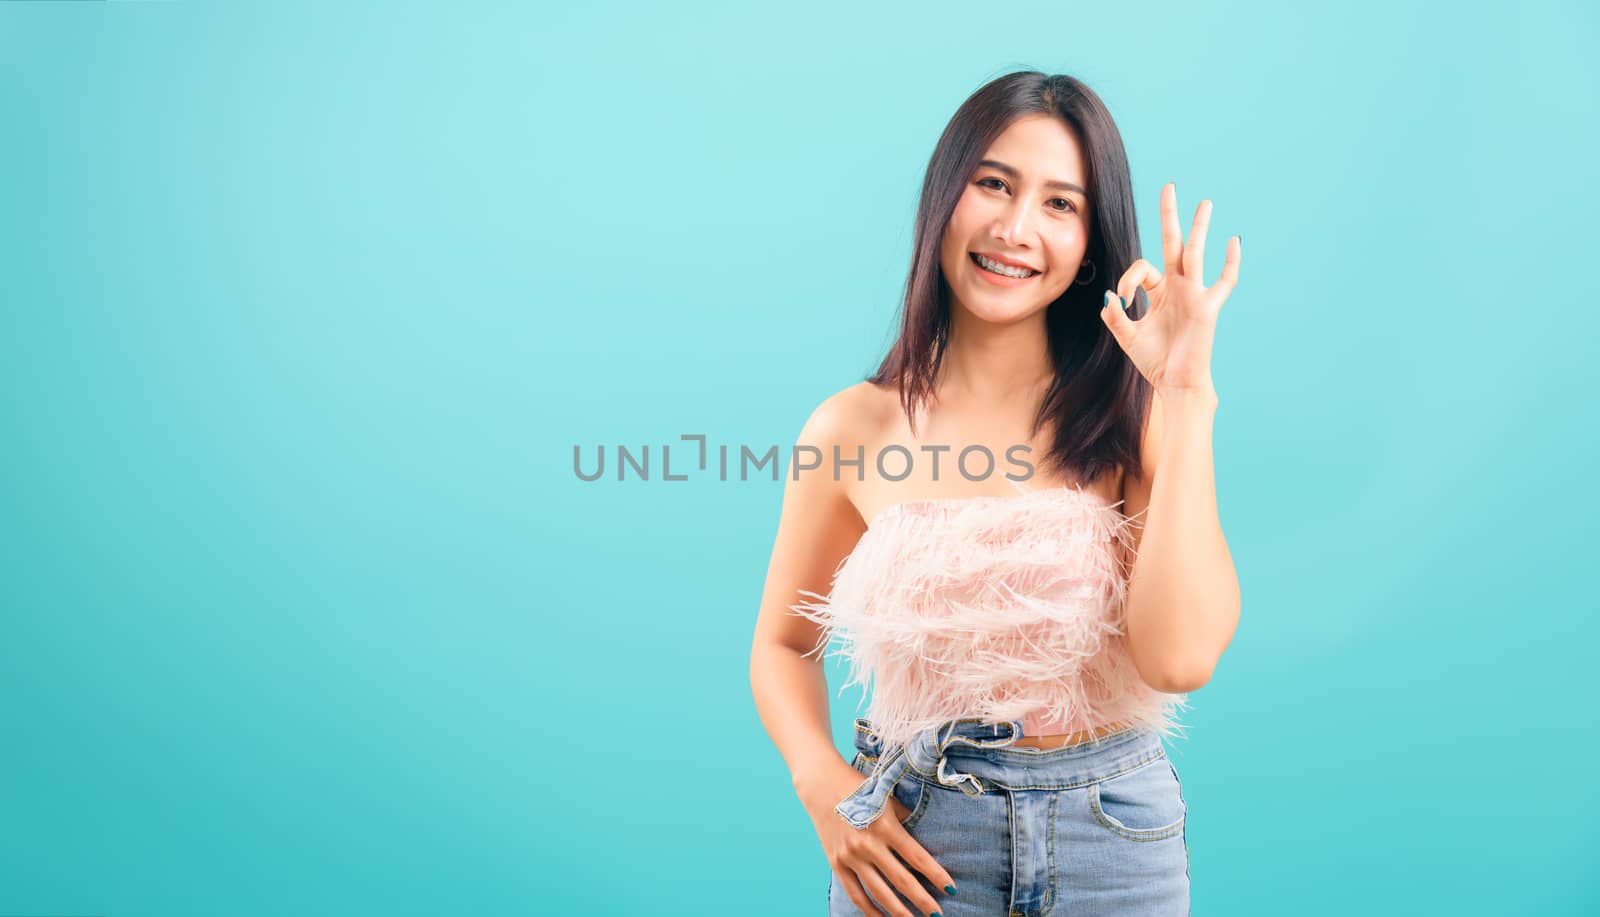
[1043,790,1058,915]
[902,748,1158,785]
[1087,785,1185,841]
[1007,790,1022,917]
[899,776,930,832]
[1085,758,1186,841]
[837,746,908,827]
[1170,758,1192,904]
[840,747,929,831]
[904,747,1166,792]
[856,717,1149,784]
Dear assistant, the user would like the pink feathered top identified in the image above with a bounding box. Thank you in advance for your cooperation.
[790,480,1191,748]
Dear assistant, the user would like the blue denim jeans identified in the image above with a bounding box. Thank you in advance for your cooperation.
[827,717,1190,916]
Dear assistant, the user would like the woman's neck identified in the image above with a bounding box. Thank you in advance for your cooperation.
[937,310,1054,405]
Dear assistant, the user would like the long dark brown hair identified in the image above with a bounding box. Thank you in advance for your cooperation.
[869,70,1151,488]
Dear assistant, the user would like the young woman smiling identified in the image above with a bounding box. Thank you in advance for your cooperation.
[749,70,1242,917]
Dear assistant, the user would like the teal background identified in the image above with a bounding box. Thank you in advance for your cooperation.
[2,1,1596,914]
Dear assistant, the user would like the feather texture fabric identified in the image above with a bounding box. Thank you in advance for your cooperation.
[790,484,1191,748]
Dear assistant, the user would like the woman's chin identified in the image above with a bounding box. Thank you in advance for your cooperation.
[960,296,1047,325]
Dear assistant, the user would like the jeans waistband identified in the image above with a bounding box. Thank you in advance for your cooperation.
[834,716,1164,830]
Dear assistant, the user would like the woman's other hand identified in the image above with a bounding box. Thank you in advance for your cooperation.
[795,759,954,917]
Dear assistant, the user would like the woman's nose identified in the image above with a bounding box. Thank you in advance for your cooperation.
[993,202,1033,245]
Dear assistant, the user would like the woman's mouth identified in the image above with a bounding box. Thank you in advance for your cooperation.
[970,252,1040,285]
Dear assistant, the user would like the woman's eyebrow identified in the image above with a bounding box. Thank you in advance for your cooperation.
[977,158,1085,196]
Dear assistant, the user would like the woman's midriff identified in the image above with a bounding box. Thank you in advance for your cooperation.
[1011,719,1133,749]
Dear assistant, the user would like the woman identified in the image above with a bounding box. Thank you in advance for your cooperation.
[748,70,1241,917]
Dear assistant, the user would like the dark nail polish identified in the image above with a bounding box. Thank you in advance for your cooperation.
[945,884,958,895]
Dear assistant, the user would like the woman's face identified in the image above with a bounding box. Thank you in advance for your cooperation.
[939,114,1092,325]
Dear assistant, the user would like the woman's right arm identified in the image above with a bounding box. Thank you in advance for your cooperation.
[748,390,956,917]
[748,392,867,797]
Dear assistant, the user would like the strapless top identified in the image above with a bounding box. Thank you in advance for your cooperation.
[790,480,1190,748]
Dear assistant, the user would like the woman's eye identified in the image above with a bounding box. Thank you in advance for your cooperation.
[976,178,1074,213]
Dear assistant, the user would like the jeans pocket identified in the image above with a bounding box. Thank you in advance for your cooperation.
[1088,754,1186,842]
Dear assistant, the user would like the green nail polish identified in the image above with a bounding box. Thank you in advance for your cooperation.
[945,884,958,894]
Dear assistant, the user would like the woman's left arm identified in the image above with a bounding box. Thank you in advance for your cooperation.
[1100,181,1244,694]
[1119,385,1239,694]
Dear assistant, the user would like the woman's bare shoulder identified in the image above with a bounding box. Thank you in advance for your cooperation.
[789,381,899,528]
[795,379,898,447]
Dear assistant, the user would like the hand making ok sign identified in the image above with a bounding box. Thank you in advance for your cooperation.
[1100,182,1242,395]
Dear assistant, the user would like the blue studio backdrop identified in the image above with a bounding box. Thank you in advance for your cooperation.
[2,1,1596,915]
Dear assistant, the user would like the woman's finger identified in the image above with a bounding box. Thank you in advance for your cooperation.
[859,862,917,917]
[837,867,884,917]
[1159,182,1183,277]
[1183,198,1212,281]
[890,831,957,900]
[1210,235,1242,305]
[1115,258,1164,316]
[872,843,944,917]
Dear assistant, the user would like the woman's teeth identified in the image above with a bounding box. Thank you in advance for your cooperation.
[972,253,1038,278]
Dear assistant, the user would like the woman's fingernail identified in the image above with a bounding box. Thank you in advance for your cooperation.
[1103,290,1113,306]
[945,884,958,895]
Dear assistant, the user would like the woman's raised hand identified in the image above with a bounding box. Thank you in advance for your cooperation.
[796,760,955,917]
[1099,181,1241,395]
